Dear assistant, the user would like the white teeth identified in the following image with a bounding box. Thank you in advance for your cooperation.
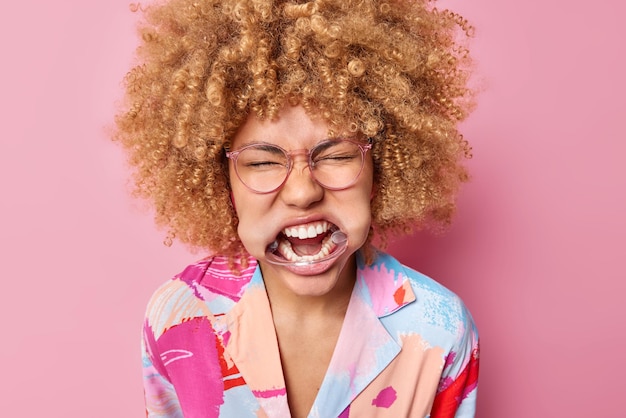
[278,233,337,262]
[275,221,337,262]
[282,221,330,239]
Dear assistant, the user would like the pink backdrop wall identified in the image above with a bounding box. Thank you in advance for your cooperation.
[1,0,624,416]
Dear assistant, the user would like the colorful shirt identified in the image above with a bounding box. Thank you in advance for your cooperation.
[143,250,479,417]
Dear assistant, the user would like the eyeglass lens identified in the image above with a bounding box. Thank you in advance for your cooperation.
[233,140,367,193]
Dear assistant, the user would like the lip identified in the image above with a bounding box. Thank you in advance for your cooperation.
[263,213,349,273]
[276,214,337,232]
[264,229,349,275]
[276,247,348,275]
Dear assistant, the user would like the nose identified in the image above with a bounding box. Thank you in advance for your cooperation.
[279,160,324,208]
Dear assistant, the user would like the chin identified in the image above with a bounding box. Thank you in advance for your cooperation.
[258,254,356,298]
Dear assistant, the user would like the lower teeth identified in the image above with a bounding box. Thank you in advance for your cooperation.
[278,233,336,262]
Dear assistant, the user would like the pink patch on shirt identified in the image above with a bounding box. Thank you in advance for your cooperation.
[371,386,397,408]
[252,387,287,398]
[444,351,456,368]
[338,405,351,417]
[359,261,415,316]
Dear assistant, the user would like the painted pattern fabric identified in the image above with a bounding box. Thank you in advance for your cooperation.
[143,250,479,417]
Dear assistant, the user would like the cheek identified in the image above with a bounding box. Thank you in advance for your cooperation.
[370,181,378,201]
[231,190,251,228]
[230,191,237,212]
[229,189,273,253]
[343,190,373,237]
[362,158,376,200]
[228,173,251,217]
[228,165,237,211]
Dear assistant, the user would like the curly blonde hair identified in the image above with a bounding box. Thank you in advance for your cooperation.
[114,0,474,258]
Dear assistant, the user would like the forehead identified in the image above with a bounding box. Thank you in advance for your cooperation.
[231,105,333,149]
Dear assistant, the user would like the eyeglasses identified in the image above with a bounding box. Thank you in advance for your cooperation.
[226,138,372,194]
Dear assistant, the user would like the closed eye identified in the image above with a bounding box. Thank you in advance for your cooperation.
[238,144,287,170]
[314,152,358,164]
[244,160,285,168]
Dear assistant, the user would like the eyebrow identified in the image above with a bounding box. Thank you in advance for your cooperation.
[255,144,284,154]
[239,137,356,152]
[312,139,345,153]
[240,141,285,154]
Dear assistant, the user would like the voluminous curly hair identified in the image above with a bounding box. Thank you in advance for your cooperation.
[114,0,474,257]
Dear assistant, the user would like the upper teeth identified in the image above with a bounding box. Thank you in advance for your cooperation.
[283,221,330,239]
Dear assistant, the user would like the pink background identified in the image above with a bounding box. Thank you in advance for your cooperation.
[1,0,624,416]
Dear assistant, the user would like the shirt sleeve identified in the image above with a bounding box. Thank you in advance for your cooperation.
[142,321,184,418]
[430,304,480,418]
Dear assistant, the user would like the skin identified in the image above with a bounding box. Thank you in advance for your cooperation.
[228,104,375,417]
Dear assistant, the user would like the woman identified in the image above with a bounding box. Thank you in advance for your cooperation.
[114,0,479,416]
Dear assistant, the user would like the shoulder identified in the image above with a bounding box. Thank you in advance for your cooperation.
[144,255,257,341]
[369,250,478,345]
